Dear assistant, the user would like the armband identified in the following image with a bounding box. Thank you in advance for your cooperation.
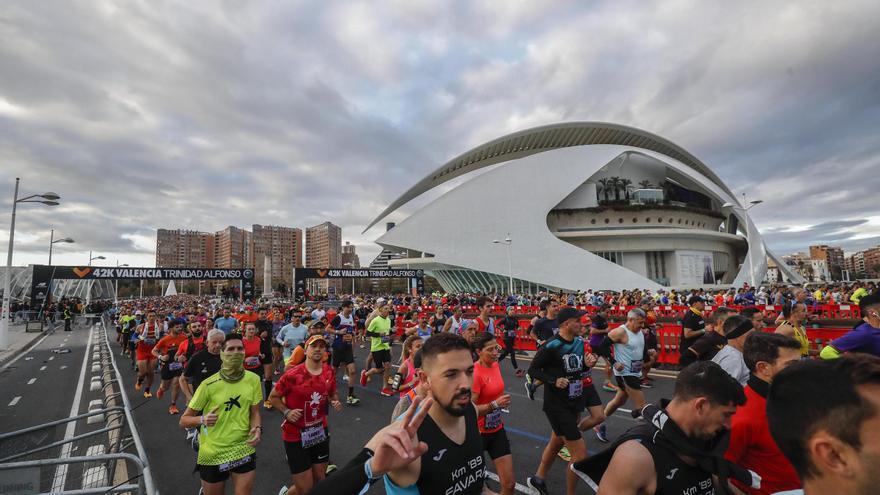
[391,372,404,392]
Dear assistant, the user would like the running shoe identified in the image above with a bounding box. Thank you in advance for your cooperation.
[524,380,536,401]
[143,390,152,399]
[342,374,349,383]
[380,387,393,397]
[277,486,288,495]
[640,378,653,389]
[263,400,273,410]
[346,396,360,406]
[156,387,164,399]
[526,476,549,495]
[514,369,525,378]
[594,424,609,443]
[134,381,142,391]
[168,404,179,415]
[557,446,571,462]
[601,382,618,393]
[359,370,368,387]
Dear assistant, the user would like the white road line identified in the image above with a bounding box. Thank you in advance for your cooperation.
[27,378,36,385]
[39,365,47,371]
[1,332,51,369]
[48,356,55,361]
[60,365,67,370]
[52,328,93,493]
[8,396,21,406]
[485,470,533,495]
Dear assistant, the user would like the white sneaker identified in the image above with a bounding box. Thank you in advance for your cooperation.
[342,375,349,383]
[278,486,288,495]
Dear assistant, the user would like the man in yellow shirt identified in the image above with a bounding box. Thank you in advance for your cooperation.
[360,304,394,396]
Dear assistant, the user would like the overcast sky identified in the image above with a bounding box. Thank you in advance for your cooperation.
[2,0,879,269]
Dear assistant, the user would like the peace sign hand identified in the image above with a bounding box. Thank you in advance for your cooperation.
[365,396,434,476]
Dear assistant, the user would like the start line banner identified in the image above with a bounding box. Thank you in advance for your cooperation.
[30,264,256,308]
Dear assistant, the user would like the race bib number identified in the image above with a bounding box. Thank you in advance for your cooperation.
[568,380,583,398]
[218,454,252,473]
[506,330,517,338]
[630,360,644,374]
[143,338,156,346]
[380,335,391,344]
[168,362,183,371]
[484,409,502,430]
[301,424,326,449]
[244,356,261,367]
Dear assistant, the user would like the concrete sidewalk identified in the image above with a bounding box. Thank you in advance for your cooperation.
[0,320,56,367]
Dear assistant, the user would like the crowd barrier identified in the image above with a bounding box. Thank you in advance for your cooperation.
[392,303,862,321]
[389,312,852,365]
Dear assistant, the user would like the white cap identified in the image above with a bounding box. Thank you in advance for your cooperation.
[376,297,386,304]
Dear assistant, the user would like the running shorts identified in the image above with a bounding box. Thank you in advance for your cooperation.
[371,349,392,369]
[284,434,330,474]
[332,347,354,367]
[582,382,602,408]
[197,453,256,483]
[545,408,581,441]
[481,428,511,460]
[615,375,642,391]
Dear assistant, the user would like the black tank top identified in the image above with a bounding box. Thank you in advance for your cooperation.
[628,424,715,495]
[417,405,485,495]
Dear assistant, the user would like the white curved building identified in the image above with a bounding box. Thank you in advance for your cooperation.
[367,122,803,292]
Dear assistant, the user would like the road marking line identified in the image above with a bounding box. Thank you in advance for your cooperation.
[48,356,55,361]
[485,470,533,494]
[60,365,68,370]
[27,378,36,385]
[1,332,51,369]
[52,327,92,493]
[40,365,47,371]
[8,396,21,406]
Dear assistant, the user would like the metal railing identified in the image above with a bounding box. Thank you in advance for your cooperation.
[0,314,157,494]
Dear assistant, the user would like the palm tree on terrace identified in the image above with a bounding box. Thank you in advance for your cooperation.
[597,178,611,202]
[609,176,622,201]
[620,178,633,201]
[638,180,654,189]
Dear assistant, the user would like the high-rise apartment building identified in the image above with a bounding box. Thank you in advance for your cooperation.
[865,247,880,278]
[809,245,845,280]
[156,229,214,267]
[214,226,251,269]
[251,224,303,290]
[306,222,342,294]
[341,241,360,268]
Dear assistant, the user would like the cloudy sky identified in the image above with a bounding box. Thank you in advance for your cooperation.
[2,0,879,269]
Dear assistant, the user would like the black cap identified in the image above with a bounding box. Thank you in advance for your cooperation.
[688,295,705,306]
[557,307,587,325]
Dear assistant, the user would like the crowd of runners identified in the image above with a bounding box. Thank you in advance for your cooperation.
[102,282,880,495]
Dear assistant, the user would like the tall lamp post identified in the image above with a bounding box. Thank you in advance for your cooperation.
[86,251,105,306]
[722,193,763,288]
[1,178,61,349]
[492,233,513,295]
[48,229,75,265]
[115,260,129,306]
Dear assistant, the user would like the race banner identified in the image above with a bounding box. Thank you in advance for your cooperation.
[294,267,424,299]
[30,265,256,308]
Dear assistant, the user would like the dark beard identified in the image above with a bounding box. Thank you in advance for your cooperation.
[441,390,472,417]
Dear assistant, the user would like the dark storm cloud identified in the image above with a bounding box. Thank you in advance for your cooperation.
[1,0,879,267]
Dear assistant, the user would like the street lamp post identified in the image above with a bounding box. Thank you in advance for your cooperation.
[48,229,75,265]
[115,260,128,306]
[1,178,61,349]
[492,234,513,295]
[86,251,105,307]
[723,193,763,288]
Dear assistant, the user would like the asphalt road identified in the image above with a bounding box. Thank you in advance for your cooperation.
[1,328,678,495]
[120,341,677,495]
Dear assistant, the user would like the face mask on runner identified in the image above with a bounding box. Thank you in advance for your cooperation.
[219,351,245,382]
